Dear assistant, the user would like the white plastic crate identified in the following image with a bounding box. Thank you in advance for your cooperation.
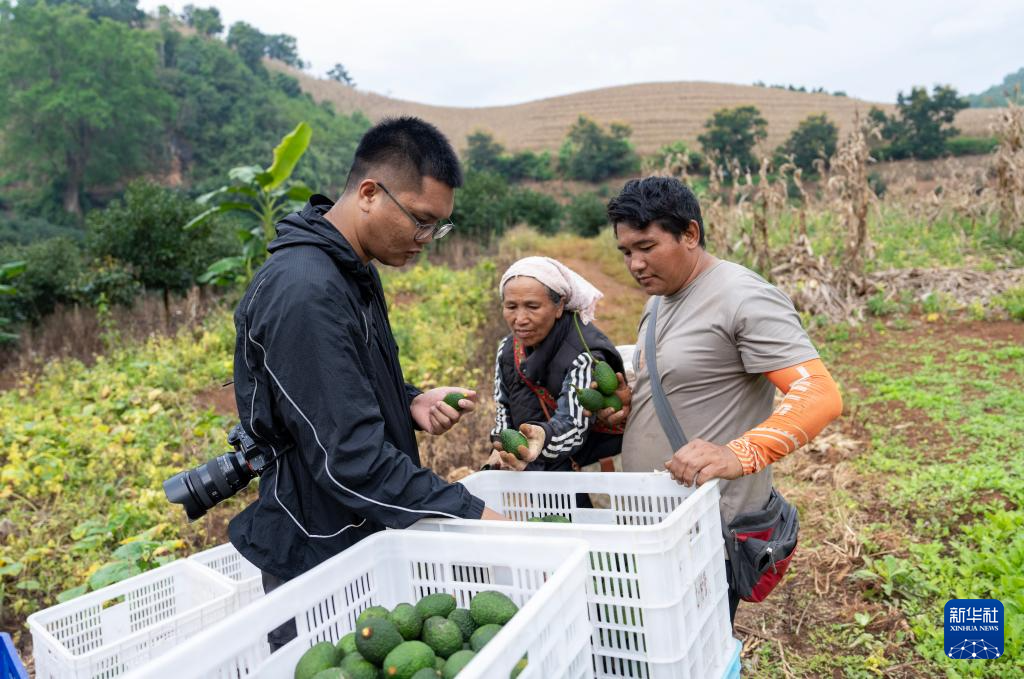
[125,530,594,679]
[411,471,733,679]
[188,543,263,608]
[27,560,236,679]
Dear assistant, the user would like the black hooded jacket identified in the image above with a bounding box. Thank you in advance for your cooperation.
[228,195,484,580]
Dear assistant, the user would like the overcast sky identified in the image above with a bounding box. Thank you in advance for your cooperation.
[141,0,1024,107]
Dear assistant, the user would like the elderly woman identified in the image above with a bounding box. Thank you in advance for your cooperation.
[488,256,624,473]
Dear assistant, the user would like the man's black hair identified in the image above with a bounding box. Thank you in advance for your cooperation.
[344,116,463,192]
[606,176,705,247]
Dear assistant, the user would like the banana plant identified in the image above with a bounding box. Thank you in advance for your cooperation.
[186,122,314,285]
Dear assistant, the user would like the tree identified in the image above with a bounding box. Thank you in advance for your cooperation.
[265,33,304,69]
[869,85,969,160]
[181,4,222,36]
[226,21,267,71]
[226,22,304,71]
[86,180,227,308]
[698,105,768,172]
[465,130,506,174]
[777,114,838,174]
[558,116,640,182]
[565,193,608,237]
[0,2,173,215]
[327,63,355,87]
[34,0,144,24]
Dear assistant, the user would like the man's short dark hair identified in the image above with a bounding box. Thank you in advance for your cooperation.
[344,117,463,193]
[606,176,705,247]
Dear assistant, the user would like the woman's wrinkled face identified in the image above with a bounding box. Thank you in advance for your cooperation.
[501,277,564,348]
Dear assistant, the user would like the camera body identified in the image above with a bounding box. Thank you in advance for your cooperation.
[163,425,274,521]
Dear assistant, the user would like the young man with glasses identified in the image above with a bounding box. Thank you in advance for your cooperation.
[229,117,504,649]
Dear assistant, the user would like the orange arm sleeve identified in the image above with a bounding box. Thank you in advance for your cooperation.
[726,358,843,475]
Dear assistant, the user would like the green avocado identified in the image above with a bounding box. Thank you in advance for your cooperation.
[356,605,391,628]
[498,428,528,459]
[410,669,440,679]
[422,616,463,659]
[447,608,477,642]
[594,361,618,396]
[603,393,623,411]
[310,669,347,679]
[415,592,457,619]
[355,617,404,666]
[339,652,376,679]
[294,641,340,679]
[442,392,467,412]
[389,603,424,641]
[468,623,502,652]
[441,650,476,679]
[469,591,518,627]
[574,387,605,412]
[336,632,358,657]
[382,640,436,679]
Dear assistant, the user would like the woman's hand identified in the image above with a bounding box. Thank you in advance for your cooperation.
[585,372,631,428]
[490,423,545,471]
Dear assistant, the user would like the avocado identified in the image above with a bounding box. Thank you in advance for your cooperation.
[527,514,569,523]
[509,655,528,678]
[356,605,391,628]
[382,640,436,679]
[355,617,404,666]
[410,670,440,679]
[310,669,347,679]
[389,603,424,641]
[442,392,467,412]
[295,641,340,679]
[441,650,476,679]
[603,393,623,411]
[337,632,358,658]
[468,623,502,652]
[469,591,518,626]
[421,616,463,659]
[415,592,457,619]
[573,387,605,413]
[594,361,618,396]
[339,653,376,679]
[498,428,528,459]
[433,656,446,672]
[447,608,477,642]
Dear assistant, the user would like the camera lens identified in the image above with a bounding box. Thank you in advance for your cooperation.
[163,450,257,521]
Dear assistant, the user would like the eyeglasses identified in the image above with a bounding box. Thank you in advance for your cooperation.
[376,182,454,243]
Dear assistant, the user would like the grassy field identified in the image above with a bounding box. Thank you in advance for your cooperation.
[733,319,1024,677]
[281,64,1004,153]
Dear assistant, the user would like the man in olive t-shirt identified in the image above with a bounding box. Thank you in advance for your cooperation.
[603,177,843,622]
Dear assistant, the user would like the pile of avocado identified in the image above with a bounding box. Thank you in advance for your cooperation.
[294,590,528,679]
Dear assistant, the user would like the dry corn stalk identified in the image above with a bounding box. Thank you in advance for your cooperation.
[992,101,1024,238]
[827,115,879,274]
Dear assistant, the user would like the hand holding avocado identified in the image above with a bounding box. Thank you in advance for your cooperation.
[489,424,544,471]
[411,387,477,435]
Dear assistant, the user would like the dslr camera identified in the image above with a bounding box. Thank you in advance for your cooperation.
[163,424,274,521]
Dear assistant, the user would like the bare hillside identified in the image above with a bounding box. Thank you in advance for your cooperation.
[278,65,1001,154]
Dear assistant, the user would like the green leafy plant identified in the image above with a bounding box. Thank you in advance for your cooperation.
[186,122,314,284]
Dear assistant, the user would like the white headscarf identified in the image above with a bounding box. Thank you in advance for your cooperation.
[500,256,603,324]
